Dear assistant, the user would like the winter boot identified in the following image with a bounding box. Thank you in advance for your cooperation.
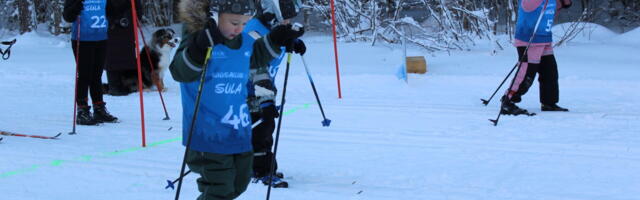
[77,106,99,125]
[93,103,118,123]
[259,175,288,188]
[500,96,534,116]
[541,103,569,112]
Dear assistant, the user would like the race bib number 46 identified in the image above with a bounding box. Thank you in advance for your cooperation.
[221,105,250,130]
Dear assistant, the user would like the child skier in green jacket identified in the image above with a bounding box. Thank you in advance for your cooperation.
[169,0,303,199]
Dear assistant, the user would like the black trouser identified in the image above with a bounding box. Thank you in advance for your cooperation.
[251,113,277,178]
[508,47,560,105]
[106,70,124,90]
[72,40,106,106]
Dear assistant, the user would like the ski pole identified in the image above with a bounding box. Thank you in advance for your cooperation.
[300,55,331,127]
[166,170,191,190]
[174,29,215,200]
[266,51,292,200]
[136,23,171,120]
[481,63,519,106]
[70,18,81,135]
[165,119,263,190]
[490,0,548,126]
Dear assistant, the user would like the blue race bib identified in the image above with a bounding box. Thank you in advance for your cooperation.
[71,0,108,41]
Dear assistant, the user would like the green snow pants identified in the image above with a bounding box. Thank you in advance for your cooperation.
[186,150,253,200]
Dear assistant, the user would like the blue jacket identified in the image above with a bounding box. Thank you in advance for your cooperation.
[180,33,254,154]
[71,0,108,41]
[515,0,556,43]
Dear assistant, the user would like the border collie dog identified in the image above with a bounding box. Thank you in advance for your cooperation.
[136,28,179,92]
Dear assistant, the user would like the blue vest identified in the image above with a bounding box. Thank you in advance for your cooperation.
[71,0,108,41]
[515,0,556,43]
[180,33,254,154]
[244,19,286,80]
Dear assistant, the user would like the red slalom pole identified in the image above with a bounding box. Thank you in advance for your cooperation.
[329,0,342,99]
[137,24,170,120]
[130,0,146,147]
[70,18,81,135]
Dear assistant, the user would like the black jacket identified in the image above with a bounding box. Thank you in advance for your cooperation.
[104,0,143,71]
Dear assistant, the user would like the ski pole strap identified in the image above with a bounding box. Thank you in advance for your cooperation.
[1,39,16,60]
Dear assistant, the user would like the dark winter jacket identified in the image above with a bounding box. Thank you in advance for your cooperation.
[169,0,283,154]
[104,0,143,71]
[62,0,84,23]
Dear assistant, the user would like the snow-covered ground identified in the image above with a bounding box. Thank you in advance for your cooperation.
[0,25,639,200]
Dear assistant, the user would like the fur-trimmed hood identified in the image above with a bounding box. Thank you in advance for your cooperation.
[178,0,211,34]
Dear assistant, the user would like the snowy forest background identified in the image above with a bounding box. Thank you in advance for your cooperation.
[1,0,639,52]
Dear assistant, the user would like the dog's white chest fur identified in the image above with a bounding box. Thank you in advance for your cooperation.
[156,44,173,79]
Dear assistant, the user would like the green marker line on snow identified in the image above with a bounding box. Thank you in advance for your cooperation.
[0,103,312,179]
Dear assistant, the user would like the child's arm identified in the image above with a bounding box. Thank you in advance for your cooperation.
[557,0,572,10]
[169,29,202,82]
[249,33,283,106]
[249,24,305,106]
[170,21,224,83]
[63,0,84,23]
[521,0,544,12]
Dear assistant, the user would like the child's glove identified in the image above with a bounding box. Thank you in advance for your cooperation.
[291,39,306,55]
[187,18,225,65]
[269,24,305,50]
[258,13,277,28]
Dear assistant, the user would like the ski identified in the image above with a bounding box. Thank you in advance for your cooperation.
[501,112,536,116]
[0,130,62,140]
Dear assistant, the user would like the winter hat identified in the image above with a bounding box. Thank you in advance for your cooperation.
[210,0,257,16]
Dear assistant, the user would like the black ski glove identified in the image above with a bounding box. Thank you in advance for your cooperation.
[268,24,305,51]
[63,0,85,23]
[291,39,306,55]
[258,13,277,29]
[186,18,225,65]
[260,102,280,119]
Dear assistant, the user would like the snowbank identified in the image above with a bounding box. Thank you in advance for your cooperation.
[611,26,640,46]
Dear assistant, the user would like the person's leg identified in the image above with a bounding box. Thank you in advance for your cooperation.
[251,113,277,178]
[91,41,119,122]
[505,46,544,103]
[72,41,93,107]
[233,151,253,197]
[500,45,545,115]
[186,150,237,200]
[538,46,559,105]
[72,41,98,125]
[89,41,106,104]
[538,51,568,111]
